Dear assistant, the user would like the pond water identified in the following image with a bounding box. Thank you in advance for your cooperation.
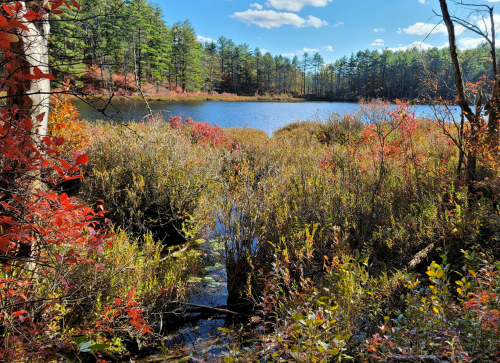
[73,99,460,135]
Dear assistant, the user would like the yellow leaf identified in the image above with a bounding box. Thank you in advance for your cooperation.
[436,269,444,279]
[432,306,439,314]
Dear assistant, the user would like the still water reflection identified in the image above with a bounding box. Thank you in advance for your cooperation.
[73,99,458,135]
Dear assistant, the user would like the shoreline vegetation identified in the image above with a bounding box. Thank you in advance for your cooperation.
[115,93,305,102]
[1,89,463,105]
[69,90,444,105]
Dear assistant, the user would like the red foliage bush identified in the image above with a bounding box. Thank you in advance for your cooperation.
[169,116,232,148]
[0,101,116,360]
[0,4,153,361]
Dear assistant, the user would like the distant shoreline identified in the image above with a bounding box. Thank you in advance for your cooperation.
[87,94,307,103]
[53,91,457,105]
[71,93,452,105]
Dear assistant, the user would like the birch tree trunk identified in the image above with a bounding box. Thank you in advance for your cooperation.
[5,1,50,273]
[7,1,50,136]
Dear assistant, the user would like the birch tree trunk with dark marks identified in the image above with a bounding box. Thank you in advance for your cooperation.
[7,0,50,136]
[5,0,51,272]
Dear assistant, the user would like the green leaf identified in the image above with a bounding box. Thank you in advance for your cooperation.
[72,335,86,345]
[78,342,92,352]
[88,344,111,351]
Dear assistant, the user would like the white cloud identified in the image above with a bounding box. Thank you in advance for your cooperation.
[374,28,385,32]
[412,41,434,50]
[476,13,500,34]
[399,21,468,36]
[459,37,484,49]
[455,24,466,36]
[401,22,448,35]
[231,9,327,28]
[307,15,329,28]
[387,41,434,52]
[438,43,449,49]
[324,45,333,51]
[261,48,270,53]
[418,0,426,4]
[266,0,332,11]
[283,47,319,56]
[333,21,344,27]
[250,3,263,9]
[385,45,406,52]
[197,35,214,43]
[371,39,384,46]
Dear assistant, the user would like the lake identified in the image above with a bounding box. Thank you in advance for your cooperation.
[73,99,461,135]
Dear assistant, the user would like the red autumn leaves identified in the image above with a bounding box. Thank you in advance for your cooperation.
[0,0,79,55]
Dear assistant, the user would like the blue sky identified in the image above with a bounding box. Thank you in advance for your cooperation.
[160,0,499,63]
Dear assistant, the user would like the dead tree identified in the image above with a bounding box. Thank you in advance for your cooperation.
[448,1,500,142]
[439,0,483,185]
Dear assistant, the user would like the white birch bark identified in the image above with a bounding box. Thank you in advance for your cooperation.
[15,1,50,136]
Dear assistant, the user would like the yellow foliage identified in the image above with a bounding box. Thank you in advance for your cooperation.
[48,95,92,155]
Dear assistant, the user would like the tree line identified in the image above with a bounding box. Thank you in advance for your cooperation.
[50,0,495,100]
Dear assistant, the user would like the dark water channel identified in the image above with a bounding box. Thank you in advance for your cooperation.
[162,246,230,360]
[143,241,251,362]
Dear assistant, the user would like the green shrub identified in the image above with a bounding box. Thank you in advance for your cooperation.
[84,120,223,243]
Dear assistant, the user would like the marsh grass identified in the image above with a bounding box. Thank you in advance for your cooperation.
[83,120,223,243]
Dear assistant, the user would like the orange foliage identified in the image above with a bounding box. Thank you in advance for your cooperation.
[48,95,92,154]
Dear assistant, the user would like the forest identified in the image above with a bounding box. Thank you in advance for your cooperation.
[50,0,492,101]
[0,0,500,362]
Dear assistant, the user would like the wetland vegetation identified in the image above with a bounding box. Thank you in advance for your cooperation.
[11,96,498,362]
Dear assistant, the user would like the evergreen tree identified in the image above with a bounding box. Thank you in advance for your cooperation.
[49,0,495,100]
